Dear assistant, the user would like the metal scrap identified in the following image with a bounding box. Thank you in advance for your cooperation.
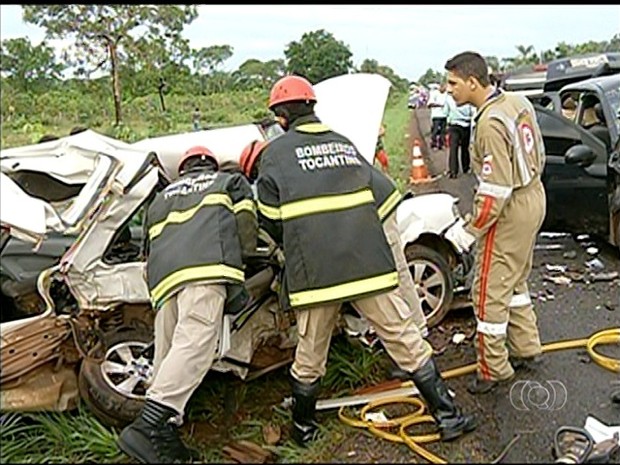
[546,264,568,273]
[534,243,565,251]
[539,232,571,239]
[590,271,619,282]
[544,275,572,285]
[586,258,605,271]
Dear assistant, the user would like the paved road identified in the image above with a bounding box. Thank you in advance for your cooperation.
[408,108,620,463]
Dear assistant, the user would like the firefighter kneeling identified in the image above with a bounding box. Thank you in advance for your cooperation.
[117,146,257,463]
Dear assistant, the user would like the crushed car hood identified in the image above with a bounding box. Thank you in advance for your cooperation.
[0,130,139,185]
[0,131,154,242]
[131,124,267,181]
[0,172,60,244]
[314,72,392,163]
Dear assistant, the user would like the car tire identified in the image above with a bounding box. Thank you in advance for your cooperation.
[78,326,153,429]
[405,244,454,328]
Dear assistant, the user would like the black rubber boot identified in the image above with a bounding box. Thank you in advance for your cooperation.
[509,354,542,371]
[117,399,193,464]
[290,376,321,446]
[410,358,477,442]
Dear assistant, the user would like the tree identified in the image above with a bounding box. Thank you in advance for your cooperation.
[192,45,234,94]
[484,56,502,74]
[284,29,353,84]
[23,5,197,125]
[0,37,65,91]
[192,45,234,75]
[359,58,408,93]
[233,58,285,90]
[418,68,445,87]
[606,33,620,52]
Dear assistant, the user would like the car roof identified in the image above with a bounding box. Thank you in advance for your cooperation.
[544,52,620,91]
[561,73,620,93]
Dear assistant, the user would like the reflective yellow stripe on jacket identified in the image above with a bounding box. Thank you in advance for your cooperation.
[151,263,245,307]
[149,193,256,240]
[289,271,399,307]
[378,189,402,221]
[296,123,330,133]
[257,188,374,221]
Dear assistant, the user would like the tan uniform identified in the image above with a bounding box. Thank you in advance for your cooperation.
[291,290,433,383]
[464,91,546,381]
[148,283,226,415]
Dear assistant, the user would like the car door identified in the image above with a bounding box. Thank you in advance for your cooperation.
[535,106,609,236]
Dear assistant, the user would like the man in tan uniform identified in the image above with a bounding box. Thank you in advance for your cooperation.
[443,52,546,394]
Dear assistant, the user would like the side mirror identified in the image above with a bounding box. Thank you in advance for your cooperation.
[565,144,596,168]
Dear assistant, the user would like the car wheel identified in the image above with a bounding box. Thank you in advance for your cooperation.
[405,244,454,328]
[78,326,152,429]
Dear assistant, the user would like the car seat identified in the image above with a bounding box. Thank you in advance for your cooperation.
[589,103,611,151]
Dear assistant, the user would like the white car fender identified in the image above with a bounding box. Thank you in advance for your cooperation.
[397,193,461,247]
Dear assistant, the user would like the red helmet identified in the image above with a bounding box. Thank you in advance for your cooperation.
[239,140,267,179]
[178,145,217,175]
[268,75,316,109]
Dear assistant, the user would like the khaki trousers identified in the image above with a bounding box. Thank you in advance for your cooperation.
[291,289,433,384]
[147,283,226,416]
[383,212,428,335]
[471,180,545,381]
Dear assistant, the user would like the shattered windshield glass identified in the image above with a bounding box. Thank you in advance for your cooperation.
[605,87,620,134]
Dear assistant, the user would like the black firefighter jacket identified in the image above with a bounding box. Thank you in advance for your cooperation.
[144,168,257,310]
[256,115,398,310]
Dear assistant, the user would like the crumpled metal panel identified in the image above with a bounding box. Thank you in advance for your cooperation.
[0,316,71,385]
[0,362,79,412]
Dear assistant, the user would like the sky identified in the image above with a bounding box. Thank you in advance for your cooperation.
[1,4,619,81]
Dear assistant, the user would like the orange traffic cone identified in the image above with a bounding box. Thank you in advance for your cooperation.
[409,139,431,183]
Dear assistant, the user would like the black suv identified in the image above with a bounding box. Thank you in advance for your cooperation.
[532,73,620,251]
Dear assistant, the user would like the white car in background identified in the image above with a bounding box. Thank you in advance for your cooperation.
[0,74,471,427]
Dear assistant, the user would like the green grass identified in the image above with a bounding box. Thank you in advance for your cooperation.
[0,408,123,463]
[0,89,272,149]
[381,93,412,191]
[0,335,394,464]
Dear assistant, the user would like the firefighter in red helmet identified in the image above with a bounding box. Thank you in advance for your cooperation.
[256,75,476,446]
[117,145,257,463]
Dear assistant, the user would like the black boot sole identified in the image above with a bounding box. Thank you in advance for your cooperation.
[440,415,477,442]
[117,436,149,464]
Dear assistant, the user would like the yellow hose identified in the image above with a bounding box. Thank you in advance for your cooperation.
[338,327,620,463]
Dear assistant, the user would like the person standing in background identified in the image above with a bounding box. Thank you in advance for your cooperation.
[428,83,449,150]
[192,107,201,132]
[445,94,475,178]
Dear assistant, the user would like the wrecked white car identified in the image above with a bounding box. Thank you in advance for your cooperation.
[0,74,471,428]
[0,129,299,428]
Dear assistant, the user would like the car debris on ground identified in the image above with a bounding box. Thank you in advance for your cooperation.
[222,440,273,464]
